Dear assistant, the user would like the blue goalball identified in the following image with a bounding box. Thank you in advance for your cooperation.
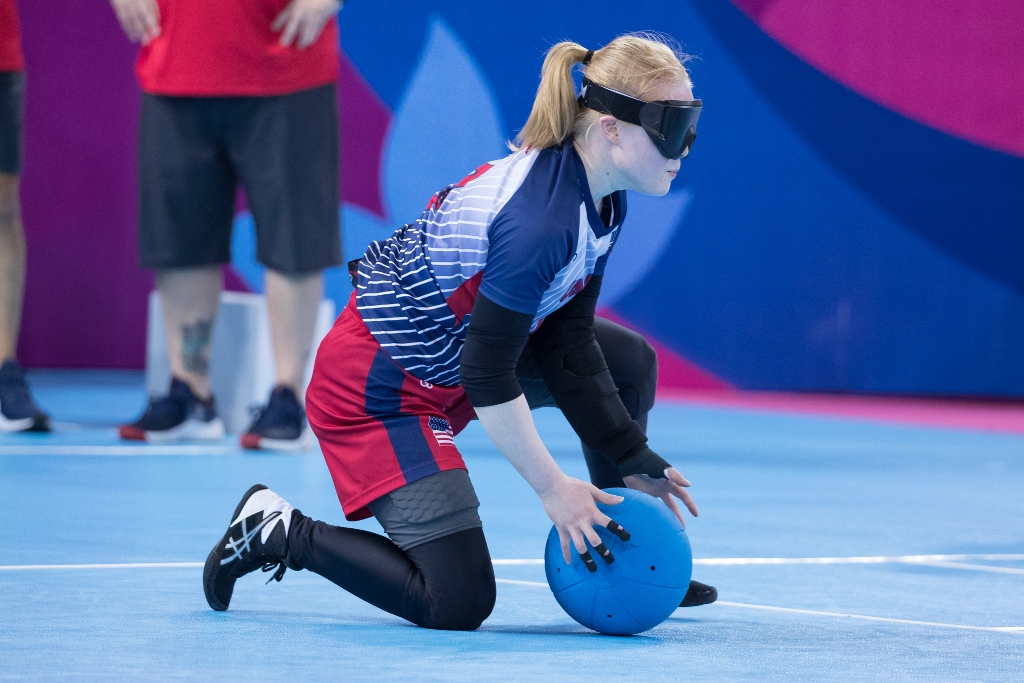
[544,488,692,635]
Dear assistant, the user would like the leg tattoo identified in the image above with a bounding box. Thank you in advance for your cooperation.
[181,320,213,375]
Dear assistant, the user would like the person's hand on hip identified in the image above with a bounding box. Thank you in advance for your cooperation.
[110,0,160,45]
[273,0,343,49]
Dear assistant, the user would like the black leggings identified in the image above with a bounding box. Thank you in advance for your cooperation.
[286,520,496,631]
[289,317,656,630]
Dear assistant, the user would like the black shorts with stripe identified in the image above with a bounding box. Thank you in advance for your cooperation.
[0,71,24,175]
[138,83,342,274]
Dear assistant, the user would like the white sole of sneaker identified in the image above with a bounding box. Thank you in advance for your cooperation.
[0,414,35,432]
[247,430,311,452]
[145,417,226,444]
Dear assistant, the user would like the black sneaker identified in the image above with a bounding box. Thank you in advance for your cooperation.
[680,579,718,607]
[0,359,50,433]
[204,484,295,611]
[240,385,308,451]
[118,377,225,443]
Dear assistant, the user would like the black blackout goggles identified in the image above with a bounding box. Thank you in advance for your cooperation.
[577,77,702,160]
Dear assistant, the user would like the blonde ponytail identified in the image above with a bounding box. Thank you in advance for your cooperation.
[513,33,693,151]
[513,42,591,151]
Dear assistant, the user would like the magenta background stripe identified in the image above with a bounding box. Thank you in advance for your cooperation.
[732,0,1024,158]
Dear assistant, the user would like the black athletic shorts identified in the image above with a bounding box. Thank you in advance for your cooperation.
[0,71,24,175]
[138,84,342,274]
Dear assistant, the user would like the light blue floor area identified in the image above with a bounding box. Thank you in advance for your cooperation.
[2,371,1024,681]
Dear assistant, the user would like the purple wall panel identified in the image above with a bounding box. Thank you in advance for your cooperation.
[17,0,150,368]
[14,3,390,369]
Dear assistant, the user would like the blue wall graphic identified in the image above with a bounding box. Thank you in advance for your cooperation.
[41,2,1018,395]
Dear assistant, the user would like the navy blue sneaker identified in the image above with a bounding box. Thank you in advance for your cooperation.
[118,377,225,443]
[680,580,718,607]
[203,484,296,611]
[240,385,308,451]
[0,359,50,433]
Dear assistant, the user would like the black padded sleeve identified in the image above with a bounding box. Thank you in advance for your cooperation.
[527,276,649,463]
[459,293,534,408]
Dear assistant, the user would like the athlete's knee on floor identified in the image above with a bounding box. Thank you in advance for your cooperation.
[419,577,496,631]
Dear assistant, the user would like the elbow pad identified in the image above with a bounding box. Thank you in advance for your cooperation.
[533,332,648,461]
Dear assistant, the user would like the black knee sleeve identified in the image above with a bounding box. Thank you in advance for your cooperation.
[594,319,658,420]
[408,528,496,631]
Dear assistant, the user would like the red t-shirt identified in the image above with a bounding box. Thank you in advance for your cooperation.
[136,0,338,96]
[0,0,24,72]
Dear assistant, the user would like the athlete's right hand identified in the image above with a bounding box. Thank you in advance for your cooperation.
[539,475,630,568]
[110,0,160,45]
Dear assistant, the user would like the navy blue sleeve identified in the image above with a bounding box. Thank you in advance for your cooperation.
[479,213,576,315]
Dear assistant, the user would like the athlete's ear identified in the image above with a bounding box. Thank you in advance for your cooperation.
[597,115,620,146]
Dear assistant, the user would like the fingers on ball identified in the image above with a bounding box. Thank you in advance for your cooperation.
[606,519,631,541]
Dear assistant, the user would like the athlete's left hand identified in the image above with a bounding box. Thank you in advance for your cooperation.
[623,467,699,527]
[273,0,342,49]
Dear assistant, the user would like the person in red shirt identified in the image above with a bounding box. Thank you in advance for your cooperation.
[0,0,51,433]
[111,0,344,450]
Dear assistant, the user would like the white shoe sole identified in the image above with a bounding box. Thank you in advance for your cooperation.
[0,414,35,432]
[243,430,311,452]
[145,417,226,444]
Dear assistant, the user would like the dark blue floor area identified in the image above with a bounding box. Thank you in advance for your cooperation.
[2,371,1023,681]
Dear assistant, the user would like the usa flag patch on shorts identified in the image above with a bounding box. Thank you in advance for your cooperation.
[428,416,455,447]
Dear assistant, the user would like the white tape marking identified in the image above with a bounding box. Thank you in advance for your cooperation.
[0,562,204,571]
[693,554,1024,566]
[0,445,233,456]
[716,601,1024,634]
[5,561,1021,634]
[492,581,1024,634]
[908,560,1024,575]
[495,578,548,588]
[3,554,1022,572]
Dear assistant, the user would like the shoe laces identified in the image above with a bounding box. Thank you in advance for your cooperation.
[246,402,272,432]
[262,561,287,584]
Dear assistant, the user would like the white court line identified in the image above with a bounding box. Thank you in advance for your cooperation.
[5,562,1022,634]
[716,601,1024,634]
[4,554,1023,572]
[0,561,544,572]
[491,581,1024,634]
[910,560,1024,575]
[0,562,204,571]
[495,578,547,587]
[0,445,235,456]
[693,554,1024,566]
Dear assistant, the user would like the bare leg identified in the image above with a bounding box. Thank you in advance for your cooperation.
[157,267,222,400]
[0,173,25,362]
[265,269,322,396]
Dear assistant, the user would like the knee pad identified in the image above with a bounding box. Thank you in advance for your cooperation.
[615,338,657,419]
[421,572,496,631]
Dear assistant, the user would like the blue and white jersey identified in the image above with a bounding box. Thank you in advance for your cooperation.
[355,142,626,386]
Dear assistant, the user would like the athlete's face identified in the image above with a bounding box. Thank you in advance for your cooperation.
[607,78,694,196]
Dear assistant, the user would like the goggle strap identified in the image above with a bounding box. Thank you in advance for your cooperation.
[577,78,645,127]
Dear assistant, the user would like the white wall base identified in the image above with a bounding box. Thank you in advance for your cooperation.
[145,291,335,434]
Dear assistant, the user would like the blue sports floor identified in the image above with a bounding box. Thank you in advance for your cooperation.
[2,371,1023,681]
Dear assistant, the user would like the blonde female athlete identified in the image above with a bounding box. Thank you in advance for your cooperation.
[204,33,714,630]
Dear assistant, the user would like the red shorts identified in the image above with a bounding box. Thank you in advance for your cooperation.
[306,295,476,521]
